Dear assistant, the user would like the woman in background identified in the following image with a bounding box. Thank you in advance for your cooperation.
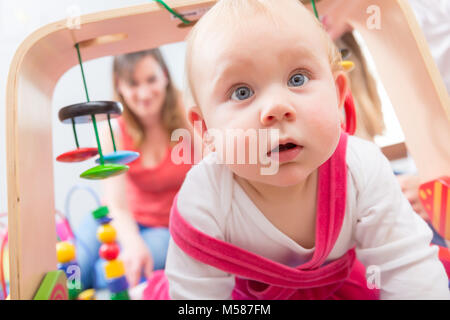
[75,48,194,289]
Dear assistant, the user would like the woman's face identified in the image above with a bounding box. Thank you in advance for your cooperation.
[117,55,168,122]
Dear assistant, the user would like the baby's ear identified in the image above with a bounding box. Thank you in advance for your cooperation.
[334,71,349,111]
[188,106,207,138]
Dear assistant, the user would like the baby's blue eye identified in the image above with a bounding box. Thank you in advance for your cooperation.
[231,86,254,101]
[288,73,309,87]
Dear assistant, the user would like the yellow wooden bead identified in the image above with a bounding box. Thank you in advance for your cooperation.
[97,224,116,243]
[56,241,76,263]
[78,289,96,300]
[104,260,125,279]
[340,60,355,72]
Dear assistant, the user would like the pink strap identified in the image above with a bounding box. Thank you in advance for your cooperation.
[171,202,355,288]
[170,133,351,288]
[303,132,348,269]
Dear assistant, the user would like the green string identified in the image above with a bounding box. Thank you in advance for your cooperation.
[75,43,90,102]
[153,0,191,24]
[71,118,80,149]
[91,114,105,165]
[72,0,191,164]
[74,43,104,165]
[310,0,319,19]
[107,114,117,152]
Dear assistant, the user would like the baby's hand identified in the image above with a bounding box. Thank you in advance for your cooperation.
[396,174,429,221]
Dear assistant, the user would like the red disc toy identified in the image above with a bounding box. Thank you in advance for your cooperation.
[56,147,98,162]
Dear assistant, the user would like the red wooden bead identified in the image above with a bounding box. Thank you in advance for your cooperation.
[99,242,120,261]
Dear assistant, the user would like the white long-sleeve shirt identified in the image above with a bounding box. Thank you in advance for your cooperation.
[165,136,450,299]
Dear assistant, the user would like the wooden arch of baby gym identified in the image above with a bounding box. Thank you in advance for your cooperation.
[5,0,449,299]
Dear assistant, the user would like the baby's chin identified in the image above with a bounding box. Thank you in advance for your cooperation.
[229,162,316,188]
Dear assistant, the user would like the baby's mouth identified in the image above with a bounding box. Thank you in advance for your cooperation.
[267,143,300,156]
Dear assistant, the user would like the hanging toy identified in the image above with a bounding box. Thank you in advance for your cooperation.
[57,43,140,179]
[94,112,139,165]
[56,115,98,162]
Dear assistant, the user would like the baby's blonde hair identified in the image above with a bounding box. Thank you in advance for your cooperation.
[184,0,343,108]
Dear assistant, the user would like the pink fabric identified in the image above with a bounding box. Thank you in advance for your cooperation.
[117,118,192,227]
[438,246,450,278]
[143,132,380,300]
[56,220,74,241]
[143,270,170,300]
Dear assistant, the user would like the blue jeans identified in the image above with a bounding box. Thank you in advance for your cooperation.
[74,213,170,290]
[429,223,448,248]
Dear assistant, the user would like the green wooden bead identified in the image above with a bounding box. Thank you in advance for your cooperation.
[110,289,130,300]
[68,287,82,300]
[92,206,109,220]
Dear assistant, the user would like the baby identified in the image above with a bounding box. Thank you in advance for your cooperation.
[164,0,450,299]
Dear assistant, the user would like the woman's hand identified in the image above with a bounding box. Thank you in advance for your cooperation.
[120,235,154,288]
[397,174,429,222]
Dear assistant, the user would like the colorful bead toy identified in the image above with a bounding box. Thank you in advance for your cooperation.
[56,241,76,264]
[104,260,126,279]
[92,205,130,300]
[107,275,129,293]
[99,242,120,261]
[78,288,96,300]
[96,224,117,243]
[56,241,81,300]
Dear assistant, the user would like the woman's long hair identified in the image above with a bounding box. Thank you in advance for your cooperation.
[113,48,188,149]
[337,32,385,141]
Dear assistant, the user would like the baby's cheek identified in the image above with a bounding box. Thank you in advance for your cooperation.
[306,104,341,136]
[304,104,341,162]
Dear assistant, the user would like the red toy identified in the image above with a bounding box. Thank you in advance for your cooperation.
[56,147,98,162]
[99,242,120,261]
[419,176,450,240]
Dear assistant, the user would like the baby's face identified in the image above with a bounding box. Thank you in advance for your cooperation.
[189,5,347,187]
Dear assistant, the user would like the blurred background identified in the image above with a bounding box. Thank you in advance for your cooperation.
[0,0,189,227]
[0,0,447,228]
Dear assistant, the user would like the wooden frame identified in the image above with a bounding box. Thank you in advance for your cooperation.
[6,0,449,299]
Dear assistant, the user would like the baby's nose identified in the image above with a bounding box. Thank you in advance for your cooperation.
[260,103,296,126]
